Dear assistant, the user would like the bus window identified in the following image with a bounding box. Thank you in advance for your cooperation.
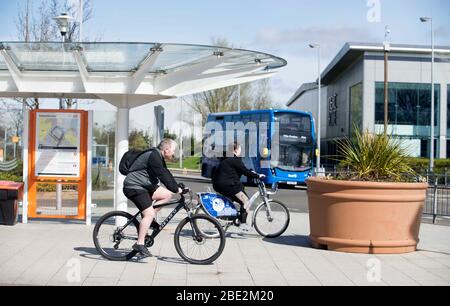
[272,113,313,172]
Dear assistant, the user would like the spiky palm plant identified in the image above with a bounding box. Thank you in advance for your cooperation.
[335,129,416,182]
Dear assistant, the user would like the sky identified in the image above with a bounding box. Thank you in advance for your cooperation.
[0,0,449,132]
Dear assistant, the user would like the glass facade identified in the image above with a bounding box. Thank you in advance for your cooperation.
[349,83,363,135]
[375,82,440,134]
[375,82,440,158]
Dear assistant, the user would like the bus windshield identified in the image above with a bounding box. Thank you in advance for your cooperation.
[272,113,313,172]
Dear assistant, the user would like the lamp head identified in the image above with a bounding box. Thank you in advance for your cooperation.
[53,13,74,37]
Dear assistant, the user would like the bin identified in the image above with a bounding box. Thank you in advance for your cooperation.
[0,181,24,226]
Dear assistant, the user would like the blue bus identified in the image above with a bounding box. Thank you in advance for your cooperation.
[201,109,316,186]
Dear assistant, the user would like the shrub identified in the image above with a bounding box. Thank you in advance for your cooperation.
[335,129,417,182]
[0,172,22,182]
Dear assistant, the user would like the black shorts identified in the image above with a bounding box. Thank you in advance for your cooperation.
[123,187,158,211]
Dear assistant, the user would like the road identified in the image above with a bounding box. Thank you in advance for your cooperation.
[178,177,309,213]
[92,176,310,213]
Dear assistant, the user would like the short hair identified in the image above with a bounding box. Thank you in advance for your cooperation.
[158,138,177,151]
[225,141,240,157]
[229,141,241,152]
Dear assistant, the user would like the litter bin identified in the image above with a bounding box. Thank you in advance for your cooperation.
[0,181,24,226]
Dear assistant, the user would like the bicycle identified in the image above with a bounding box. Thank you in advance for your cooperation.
[93,186,226,265]
[194,179,290,238]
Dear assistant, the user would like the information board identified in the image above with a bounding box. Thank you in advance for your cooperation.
[34,112,81,177]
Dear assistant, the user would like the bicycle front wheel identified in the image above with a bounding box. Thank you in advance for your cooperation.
[194,205,231,238]
[253,200,290,238]
[93,211,140,261]
[174,215,225,265]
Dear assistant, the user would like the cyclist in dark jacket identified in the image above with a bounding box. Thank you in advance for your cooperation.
[123,139,182,256]
[212,141,265,226]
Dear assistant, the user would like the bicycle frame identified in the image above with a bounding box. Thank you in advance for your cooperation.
[117,192,197,241]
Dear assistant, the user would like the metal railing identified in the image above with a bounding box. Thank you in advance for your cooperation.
[423,175,450,223]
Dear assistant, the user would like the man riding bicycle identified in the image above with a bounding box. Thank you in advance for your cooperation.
[123,139,183,257]
[212,141,265,230]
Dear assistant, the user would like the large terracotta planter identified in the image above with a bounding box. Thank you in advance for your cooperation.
[306,177,428,254]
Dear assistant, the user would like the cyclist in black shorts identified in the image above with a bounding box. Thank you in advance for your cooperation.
[123,139,182,256]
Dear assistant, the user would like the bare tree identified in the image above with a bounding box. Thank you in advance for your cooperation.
[185,38,276,123]
[16,0,94,43]
[14,0,94,110]
[0,100,23,137]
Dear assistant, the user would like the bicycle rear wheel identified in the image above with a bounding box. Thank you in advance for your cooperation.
[174,215,225,265]
[93,211,140,261]
[253,200,290,238]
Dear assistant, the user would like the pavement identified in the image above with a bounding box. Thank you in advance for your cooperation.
[1,208,450,286]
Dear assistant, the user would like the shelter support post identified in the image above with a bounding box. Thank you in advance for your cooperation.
[114,106,130,225]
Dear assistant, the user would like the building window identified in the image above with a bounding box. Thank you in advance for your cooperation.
[349,83,363,135]
[375,82,440,158]
[447,85,450,140]
[375,82,440,135]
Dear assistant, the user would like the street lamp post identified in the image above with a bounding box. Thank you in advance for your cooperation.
[420,16,435,172]
[53,12,75,210]
[309,44,321,175]
[384,26,391,134]
[53,13,74,110]
[237,84,241,112]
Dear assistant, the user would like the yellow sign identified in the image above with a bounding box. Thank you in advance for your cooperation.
[11,136,20,143]
[315,149,320,157]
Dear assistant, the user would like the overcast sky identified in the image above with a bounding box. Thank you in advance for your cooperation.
[0,0,449,133]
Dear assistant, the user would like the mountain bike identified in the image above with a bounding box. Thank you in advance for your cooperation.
[93,187,226,265]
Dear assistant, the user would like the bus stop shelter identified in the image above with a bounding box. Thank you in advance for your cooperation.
[0,41,286,224]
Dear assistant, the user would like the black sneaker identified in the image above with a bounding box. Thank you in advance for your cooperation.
[132,243,151,257]
[239,211,248,224]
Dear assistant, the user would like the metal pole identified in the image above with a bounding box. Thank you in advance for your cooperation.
[445,167,448,186]
[56,182,62,210]
[237,84,241,112]
[3,127,7,161]
[430,19,435,172]
[433,178,438,224]
[79,0,83,42]
[384,27,390,134]
[179,100,183,169]
[316,46,321,175]
[384,50,389,133]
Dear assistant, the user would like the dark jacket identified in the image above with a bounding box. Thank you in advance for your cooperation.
[123,148,179,193]
[212,156,260,196]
